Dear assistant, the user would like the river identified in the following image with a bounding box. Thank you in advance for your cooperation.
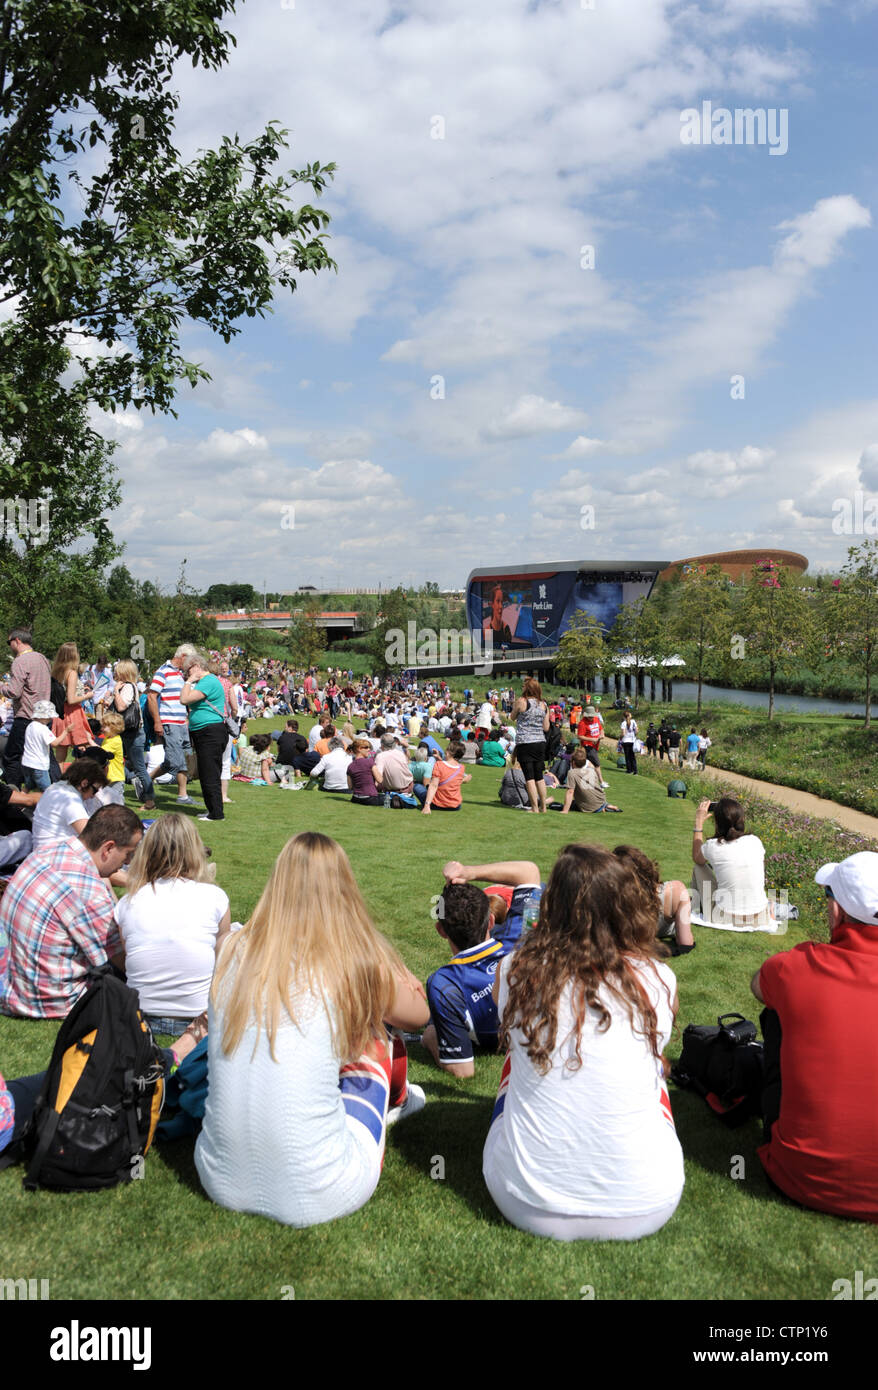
[666,680,869,717]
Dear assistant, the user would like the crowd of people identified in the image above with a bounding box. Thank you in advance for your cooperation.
[0,629,875,1240]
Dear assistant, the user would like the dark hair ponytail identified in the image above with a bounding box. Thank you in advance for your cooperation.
[713,796,746,842]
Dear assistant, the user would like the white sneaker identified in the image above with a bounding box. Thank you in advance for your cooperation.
[386,1082,426,1127]
[155,773,173,784]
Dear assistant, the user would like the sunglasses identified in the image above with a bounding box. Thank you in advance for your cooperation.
[824,886,835,900]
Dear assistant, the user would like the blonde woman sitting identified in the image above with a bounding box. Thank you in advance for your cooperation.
[114,814,231,1035]
[195,832,429,1227]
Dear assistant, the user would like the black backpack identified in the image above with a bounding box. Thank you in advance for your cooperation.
[50,675,67,718]
[19,968,166,1191]
[670,1013,764,1127]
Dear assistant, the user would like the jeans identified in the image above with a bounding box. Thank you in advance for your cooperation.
[191,721,227,819]
[122,727,154,802]
[22,767,50,791]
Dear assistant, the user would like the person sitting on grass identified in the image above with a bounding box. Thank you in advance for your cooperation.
[236,734,279,783]
[559,748,622,814]
[409,743,436,805]
[308,736,352,793]
[194,831,429,1228]
[373,733,415,799]
[30,758,108,850]
[482,843,683,1241]
[114,814,231,1036]
[612,845,695,956]
[347,738,383,806]
[421,742,471,815]
[421,860,542,1078]
[751,851,878,1225]
[480,732,507,768]
[691,797,771,927]
[0,805,143,1019]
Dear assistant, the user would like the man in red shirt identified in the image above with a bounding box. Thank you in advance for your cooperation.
[751,851,878,1223]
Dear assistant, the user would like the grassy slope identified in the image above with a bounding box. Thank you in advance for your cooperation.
[1,733,876,1300]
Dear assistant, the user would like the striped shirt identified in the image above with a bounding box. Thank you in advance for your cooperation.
[149,662,187,725]
[0,838,120,1019]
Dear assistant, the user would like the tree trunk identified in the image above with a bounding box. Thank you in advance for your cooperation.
[866,662,872,731]
[768,660,775,721]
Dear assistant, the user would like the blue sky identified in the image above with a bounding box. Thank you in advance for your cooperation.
[77,0,878,591]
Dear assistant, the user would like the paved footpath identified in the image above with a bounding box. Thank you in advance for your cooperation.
[600,738,878,839]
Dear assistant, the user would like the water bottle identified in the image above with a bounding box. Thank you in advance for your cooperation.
[522,886,543,933]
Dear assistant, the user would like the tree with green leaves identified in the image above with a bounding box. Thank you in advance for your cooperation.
[607,597,666,711]
[287,606,327,672]
[737,560,812,720]
[1,0,336,618]
[830,540,878,729]
[555,611,606,695]
[371,587,412,675]
[672,565,732,717]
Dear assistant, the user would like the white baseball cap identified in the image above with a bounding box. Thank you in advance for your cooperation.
[815,853,878,925]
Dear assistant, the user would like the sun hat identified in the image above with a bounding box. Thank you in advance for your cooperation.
[32,700,58,720]
[815,853,878,925]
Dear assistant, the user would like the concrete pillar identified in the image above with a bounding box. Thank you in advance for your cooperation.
[637,671,645,696]
[614,674,621,697]
[667,681,673,701]
[624,674,632,694]
[650,677,656,702]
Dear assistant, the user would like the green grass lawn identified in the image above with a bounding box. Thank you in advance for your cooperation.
[1,732,876,1300]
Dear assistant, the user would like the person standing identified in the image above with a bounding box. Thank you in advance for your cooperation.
[180,652,228,823]
[112,659,155,810]
[512,678,550,813]
[619,711,639,775]
[0,628,52,788]
[51,643,95,761]
[148,645,199,808]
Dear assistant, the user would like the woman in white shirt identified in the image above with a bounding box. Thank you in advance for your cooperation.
[483,843,683,1240]
[619,711,639,775]
[114,814,231,1033]
[195,832,429,1228]
[691,797,771,927]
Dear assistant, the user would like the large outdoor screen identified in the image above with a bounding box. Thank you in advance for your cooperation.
[466,569,657,650]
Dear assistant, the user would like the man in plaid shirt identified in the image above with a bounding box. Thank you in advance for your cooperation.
[0,805,143,1019]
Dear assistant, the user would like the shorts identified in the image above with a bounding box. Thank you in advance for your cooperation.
[517,741,546,782]
[162,723,191,776]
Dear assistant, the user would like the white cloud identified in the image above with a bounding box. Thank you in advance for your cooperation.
[483,394,588,441]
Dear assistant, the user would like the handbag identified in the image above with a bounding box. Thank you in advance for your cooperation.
[200,691,240,740]
[119,683,141,733]
[670,1013,764,1126]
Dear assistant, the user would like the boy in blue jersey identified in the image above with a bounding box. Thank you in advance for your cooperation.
[421,860,541,1079]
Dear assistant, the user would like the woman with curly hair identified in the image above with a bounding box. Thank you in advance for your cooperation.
[483,844,684,1240]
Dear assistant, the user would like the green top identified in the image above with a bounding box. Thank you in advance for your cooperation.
[187,673,226,732]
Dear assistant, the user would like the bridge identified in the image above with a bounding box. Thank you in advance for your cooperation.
[207,610,369,636]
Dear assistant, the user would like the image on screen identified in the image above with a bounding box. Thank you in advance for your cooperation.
[480,580,533,646]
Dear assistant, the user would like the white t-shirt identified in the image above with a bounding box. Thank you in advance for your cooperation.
[701,834,767,916]
[478,702,494,730]
[31,782,90,847]
[195,981,381,1227]
[22,720,55,771]
[311,747,351,792]
[114,878,229,1017]
[307,723,324,751]
[483,954,683,1219]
